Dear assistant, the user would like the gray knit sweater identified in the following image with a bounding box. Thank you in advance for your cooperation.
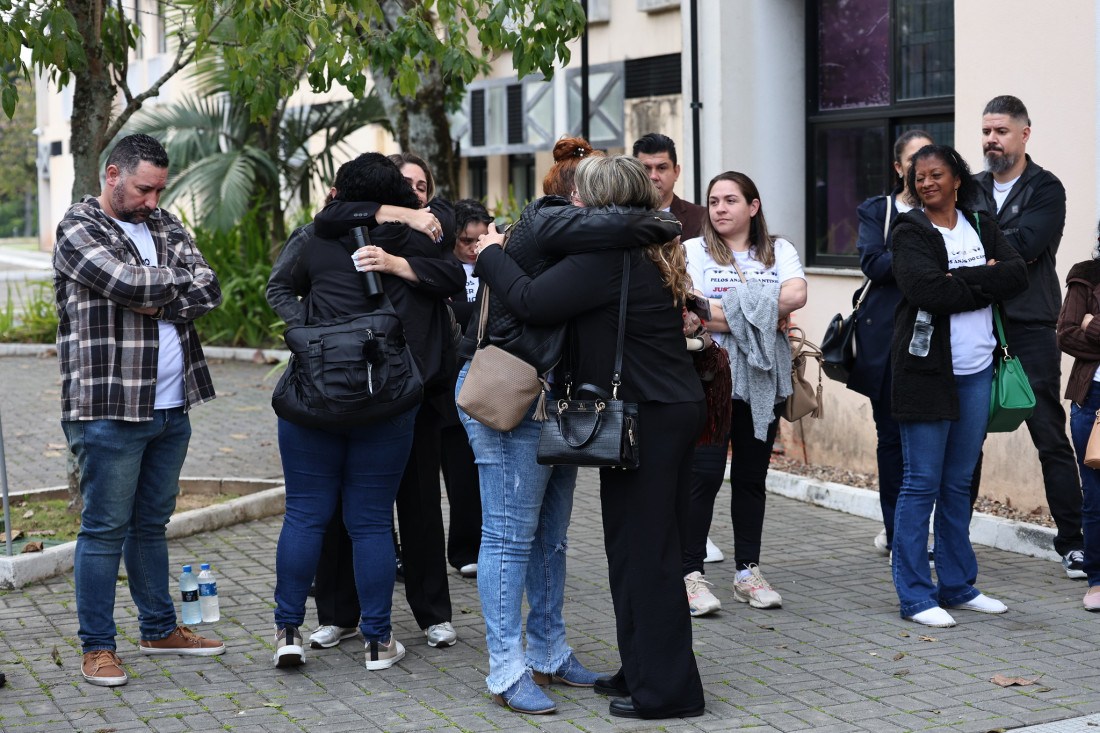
[721,281,793,440]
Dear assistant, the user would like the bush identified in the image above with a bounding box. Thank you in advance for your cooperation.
[0,211,282,348]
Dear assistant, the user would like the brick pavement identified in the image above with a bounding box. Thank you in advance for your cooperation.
[2,355,1100,732]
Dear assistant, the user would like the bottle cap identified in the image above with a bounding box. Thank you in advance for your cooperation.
[182,565,192,573]
[200,563,211,570]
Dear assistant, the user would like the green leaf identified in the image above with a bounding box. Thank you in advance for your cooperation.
[1,85,17,119]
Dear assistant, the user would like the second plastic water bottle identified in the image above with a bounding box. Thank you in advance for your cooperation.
[179,565,202,625]
[197,563,220,623]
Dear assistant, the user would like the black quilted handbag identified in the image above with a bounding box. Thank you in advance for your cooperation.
[537,252,639,470]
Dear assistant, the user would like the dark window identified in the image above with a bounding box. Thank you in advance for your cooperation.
[50,141,64,156]
[807,0,954,266]
[508,154,536,206]
[470,89,486,147]
[506,84,525,145]
[467,157,487,201]
[624,54,681,98]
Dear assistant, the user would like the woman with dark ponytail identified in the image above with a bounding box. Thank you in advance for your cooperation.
[889,144,1026,627]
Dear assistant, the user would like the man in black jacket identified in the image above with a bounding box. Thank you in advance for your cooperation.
[973,95,1085,578]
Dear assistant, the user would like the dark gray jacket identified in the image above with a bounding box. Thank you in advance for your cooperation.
[973,156,1066,326]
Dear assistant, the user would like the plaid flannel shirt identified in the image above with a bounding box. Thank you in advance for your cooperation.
[54,196,222,421]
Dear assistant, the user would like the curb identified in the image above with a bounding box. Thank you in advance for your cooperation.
[766,469,1061,563]
[0,485,286,589]
[0,343,289,363]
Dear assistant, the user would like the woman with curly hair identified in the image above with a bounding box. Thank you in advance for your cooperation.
[473,155,706,719]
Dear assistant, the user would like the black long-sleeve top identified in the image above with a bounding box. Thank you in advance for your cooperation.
[475,245,703,405]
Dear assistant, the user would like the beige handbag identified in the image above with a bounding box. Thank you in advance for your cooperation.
[782,326,825,422]
[1084,409,1100,469]
[456,283,547,432]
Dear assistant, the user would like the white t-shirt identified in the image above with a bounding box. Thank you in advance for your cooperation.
[114,219,186,409]
[992,174,1020,213]
[683,236,805,352]
[462,262,479,303]
[931,210,994,375]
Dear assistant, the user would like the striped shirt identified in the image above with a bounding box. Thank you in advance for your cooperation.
[53,196,221,421]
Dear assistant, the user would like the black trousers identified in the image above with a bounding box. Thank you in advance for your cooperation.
[683,398,779,574]
[440,423,481,569]
[314,403,453,631]
[974,322,1084,555]
[601,400,705,718]
[314,498,360,628]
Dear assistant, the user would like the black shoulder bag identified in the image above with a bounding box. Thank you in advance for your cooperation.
[271,227,424,429]
[536,251,640,470]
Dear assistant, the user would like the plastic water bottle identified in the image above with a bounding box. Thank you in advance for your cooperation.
[179,565,202,625]
[197,563,220,623]
[908,310,934,357]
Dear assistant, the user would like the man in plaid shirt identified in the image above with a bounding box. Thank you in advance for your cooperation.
[54,134,225,687]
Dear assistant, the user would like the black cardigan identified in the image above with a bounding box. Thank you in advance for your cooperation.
[890,208,1028,422]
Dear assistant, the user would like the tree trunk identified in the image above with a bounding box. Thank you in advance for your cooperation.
[375,1,458,200]
[67,0,116,202]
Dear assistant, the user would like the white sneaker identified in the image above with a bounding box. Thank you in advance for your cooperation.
[733,565,782,609]
[873,529,889,555]
[365,637,405,670]
[425,621,457,648]
[948,593,1007,614]
[905,607,956,627]
[459,562,478,578]
[273,626,305,668]
[704,537,725,563]
[684,571,721,616]
[309,625,358,649]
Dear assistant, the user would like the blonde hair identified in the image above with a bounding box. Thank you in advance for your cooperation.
[701,171,776,269]
[575,155,691,305]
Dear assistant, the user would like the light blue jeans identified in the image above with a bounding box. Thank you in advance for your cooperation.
[64,409,192,652]
[456,362,578,694]
[893,364,992,618]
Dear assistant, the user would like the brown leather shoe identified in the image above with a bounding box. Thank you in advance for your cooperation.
[82,650,128,686]
[139,626,226,656]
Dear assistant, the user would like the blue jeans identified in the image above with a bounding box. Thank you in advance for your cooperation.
[64,409,192,652]
[273,410,416,642]
[456,362,578,694]
[893,364,992,617]
[1068,382,1100,586]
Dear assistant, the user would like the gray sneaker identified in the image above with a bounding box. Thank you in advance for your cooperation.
[273,626,304,668]
[425,621,457,648]
[365,636,405,670]
[309,625,358,649]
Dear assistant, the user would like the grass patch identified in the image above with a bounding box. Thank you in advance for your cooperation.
[1,494,239,543]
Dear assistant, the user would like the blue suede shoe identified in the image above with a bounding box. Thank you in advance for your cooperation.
[532,652,603,688]
[491,670,556,714]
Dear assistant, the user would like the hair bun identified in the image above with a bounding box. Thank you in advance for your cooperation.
[552,136,593,163]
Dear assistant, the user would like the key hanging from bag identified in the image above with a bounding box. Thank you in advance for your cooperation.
[1084,409,1100,469]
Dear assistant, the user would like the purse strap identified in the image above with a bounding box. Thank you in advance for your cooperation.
[472,232,510,347]
[992,304,1011,360]
[730,253,748,284]
[611,250,631,399]
[850,195,894,311]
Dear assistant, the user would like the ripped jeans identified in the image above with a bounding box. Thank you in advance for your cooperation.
[456,362,579,694]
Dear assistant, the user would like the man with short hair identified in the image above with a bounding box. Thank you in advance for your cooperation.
[973,95,1085,578]
[54,133,225,687]
[632,132,706,239]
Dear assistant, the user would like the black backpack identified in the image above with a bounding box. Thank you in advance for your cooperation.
[271,229,424,429]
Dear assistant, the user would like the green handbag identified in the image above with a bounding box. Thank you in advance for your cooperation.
[987,304,1035,432]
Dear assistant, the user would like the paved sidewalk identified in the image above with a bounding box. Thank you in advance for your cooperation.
[1,355,1099,732]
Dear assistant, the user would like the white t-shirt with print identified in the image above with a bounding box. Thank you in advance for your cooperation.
[684,236,805,351]
[932,210,994,375]
[114,218,186,409]
[462,262,479,303]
